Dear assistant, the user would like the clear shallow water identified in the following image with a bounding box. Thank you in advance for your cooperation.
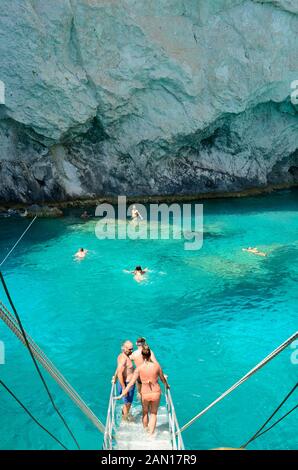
[0,190,297,450]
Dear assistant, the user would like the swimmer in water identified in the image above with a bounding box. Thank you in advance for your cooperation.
[133,266,148,282]
[74,248,88,259]
[123,266,149,282]
[131,205,143,222]
[242,247,267,257]
[80,211,90,219]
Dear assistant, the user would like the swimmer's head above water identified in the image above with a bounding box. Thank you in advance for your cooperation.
[74,248,88,259]
[75,247,87,255]
[134,266,148,275]
[129,266,148,280]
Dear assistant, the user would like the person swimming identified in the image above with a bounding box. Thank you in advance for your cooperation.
[133,266,148,282]
[116,346,169,434]
[80,211,90,219]
[123,266,148,282]
[134,266,147,275]
[242,247,267,257]
[74,248,88,259]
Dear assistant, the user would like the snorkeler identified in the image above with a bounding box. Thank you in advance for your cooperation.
[74,248,88,259]
[242,247,267,257]
[131,205,143,222]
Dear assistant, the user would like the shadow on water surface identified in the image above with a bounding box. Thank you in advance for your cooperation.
[0,189,297,450]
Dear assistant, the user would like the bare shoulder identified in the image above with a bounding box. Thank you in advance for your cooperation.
[117,353,127,365]
[130,350,137,360]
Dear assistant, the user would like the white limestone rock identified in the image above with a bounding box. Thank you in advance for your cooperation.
[0,0,297,201]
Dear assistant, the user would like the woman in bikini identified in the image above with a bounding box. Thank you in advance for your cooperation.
[116,345,169,434]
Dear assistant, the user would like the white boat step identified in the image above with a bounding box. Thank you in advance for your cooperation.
[115,441,173,450]
[114,405,173,450]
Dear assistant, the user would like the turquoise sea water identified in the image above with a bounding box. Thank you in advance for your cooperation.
[0,190,297,450]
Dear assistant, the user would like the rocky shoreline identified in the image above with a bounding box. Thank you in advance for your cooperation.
[0,204,63,219]
[0,182,297,218]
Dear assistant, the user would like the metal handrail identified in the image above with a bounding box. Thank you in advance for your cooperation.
[103,379,185,450]
[103,380,117,449]
[165,386,185,450]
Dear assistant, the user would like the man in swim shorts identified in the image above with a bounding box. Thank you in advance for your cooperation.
[116,340,135,419]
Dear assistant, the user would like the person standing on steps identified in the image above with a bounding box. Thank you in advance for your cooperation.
[131,337,158,399]
[116,346,169,434]
[116,340,135,420]
[131,337,158,367]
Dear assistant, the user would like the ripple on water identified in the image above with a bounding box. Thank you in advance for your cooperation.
[0,191,297,449]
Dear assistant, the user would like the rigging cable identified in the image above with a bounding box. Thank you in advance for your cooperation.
[0,216,37,268]
[0,272,80,450]
[178,331,298,434]
[0,379,68,450]
[0,216,80,449]
[240,382,297,448]
[0,301,105,433]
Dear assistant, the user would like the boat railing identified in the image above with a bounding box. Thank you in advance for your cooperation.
[103,378,184,450]
[103,379,117,450]
[165,385,185,450]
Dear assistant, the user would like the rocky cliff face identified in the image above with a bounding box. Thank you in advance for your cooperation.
[0,0,298,202]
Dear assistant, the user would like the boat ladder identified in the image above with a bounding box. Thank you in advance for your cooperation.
[103,381,185,450]
[1,289,297,450]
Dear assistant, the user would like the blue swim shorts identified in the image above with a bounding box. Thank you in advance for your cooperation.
[117,381,135,404]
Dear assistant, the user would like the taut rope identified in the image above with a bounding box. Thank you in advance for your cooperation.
[179,332,298,434]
